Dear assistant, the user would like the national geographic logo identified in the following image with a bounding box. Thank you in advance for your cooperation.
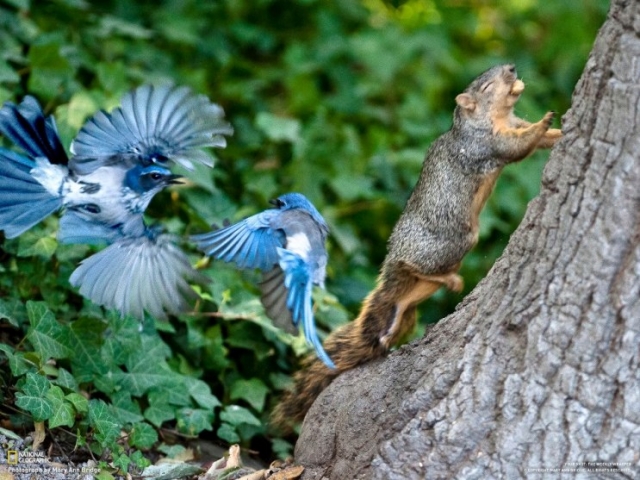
[4,450,46,464]
[1,446,100,476]
[6,450,17,465]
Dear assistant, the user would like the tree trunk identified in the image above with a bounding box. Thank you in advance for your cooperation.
[294,1,640,478]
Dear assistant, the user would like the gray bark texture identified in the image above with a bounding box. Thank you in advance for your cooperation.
[294,1,640,479]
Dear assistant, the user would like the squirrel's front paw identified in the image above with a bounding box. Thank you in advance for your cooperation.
[537,127,562,149]
[446,273,464,293]
[539,111,555,130]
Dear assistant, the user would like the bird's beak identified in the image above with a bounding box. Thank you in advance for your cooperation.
[168,174,184,185]
[268,198,278,206]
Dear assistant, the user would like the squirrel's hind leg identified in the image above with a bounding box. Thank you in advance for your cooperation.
[380,278,443,348]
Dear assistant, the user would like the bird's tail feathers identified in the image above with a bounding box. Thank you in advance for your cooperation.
[276,248,336,369]
[0,149,62,238]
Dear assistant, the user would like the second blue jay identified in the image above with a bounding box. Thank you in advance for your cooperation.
[191,193,335,368]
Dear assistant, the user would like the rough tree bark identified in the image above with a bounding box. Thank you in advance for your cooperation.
[294,1,640,478]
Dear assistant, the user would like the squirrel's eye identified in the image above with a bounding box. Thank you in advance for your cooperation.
[481,81,494,92]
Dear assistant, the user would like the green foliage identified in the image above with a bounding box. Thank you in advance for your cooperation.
[0,0,607,473]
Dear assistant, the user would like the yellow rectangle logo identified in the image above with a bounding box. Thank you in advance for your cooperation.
[6,451,18,465]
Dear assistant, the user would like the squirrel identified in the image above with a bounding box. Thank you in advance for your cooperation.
[272,64,562,430]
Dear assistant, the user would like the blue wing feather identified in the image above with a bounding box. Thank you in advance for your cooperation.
[0,96,68,163]
[0,149,62,238]
[276,247,335,369]
[71,84,233,173]
[57,211,123,245]
[70,232,206,320]
[0,97,67,237]
[191,210,285,271]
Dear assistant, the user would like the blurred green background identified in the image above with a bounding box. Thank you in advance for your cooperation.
[0,0,608,471]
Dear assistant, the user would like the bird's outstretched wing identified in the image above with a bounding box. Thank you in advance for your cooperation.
[276,247,335,369]
[69,232,206,320]
[0,96,68,163]
[191,211,285,271]
[70,84,233,174]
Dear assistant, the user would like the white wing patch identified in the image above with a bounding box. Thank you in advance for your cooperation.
[286,231,311,261]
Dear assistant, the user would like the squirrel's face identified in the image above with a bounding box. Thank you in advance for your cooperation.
[454,64,524,126]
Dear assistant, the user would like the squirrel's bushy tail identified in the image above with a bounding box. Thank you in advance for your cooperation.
[272,278,410,430]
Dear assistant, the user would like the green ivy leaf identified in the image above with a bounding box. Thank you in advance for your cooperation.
[148,385,191,408]
[7,351,34,376]
[27,40,73,98]
[271,438,294,459]
[17,233,57,259]
[128,422,157,449]
[46,386,75,429]
[101,313,141,365]
[26,301,72,360]
[112,451,131,475]
[88,399,121,445]
[0,298,26,328]
[130,449,152,469]
[184,377,221,411]
[143,401,175,428]
[0,344,14,360]
[53,368,78,391]
[109,391,144,425]
[216,422,240,444]
[230,378,269,412]
[175,408,213,436]
[67,317,108,382]
[98,15,153,39]
[65,393,89,414]
[255,112,301,142]
[219,405,261,428]
[157,444,188,458]
[15,372,53,422]
[113,335,174,396]
[329,175,375,201]
[204,325,230,371]
[0,346,36,376]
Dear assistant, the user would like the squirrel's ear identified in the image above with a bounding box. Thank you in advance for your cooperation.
[455,93,476,112]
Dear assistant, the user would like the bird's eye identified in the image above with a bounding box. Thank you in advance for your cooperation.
[82,204,101,214]
[150,173,162,180]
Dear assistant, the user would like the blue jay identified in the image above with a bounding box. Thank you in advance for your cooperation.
[0,85,232,319]
[191,193,335,368]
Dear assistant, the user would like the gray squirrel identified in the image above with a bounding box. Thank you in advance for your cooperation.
[273,64,562,429]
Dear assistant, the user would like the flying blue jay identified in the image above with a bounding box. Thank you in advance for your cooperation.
[0,85,232,319]
[191,193,335,368]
